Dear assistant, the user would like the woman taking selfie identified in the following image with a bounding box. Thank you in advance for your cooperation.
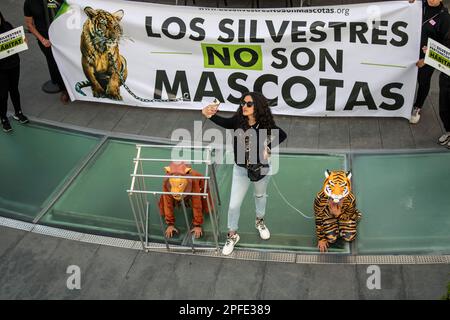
[202,92,287,255]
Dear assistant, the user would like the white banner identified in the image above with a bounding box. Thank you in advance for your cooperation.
[0,26,28,60]
[425,38,450,77]
[50,0,421,118]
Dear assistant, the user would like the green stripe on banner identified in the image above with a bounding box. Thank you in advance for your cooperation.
[201,43,263,70]
[151,51,192,55]
[55,1,70,20]
[0,37,23,53]
[360,62,407,69]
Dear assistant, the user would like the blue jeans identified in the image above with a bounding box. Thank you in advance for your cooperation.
[227,164,271,232]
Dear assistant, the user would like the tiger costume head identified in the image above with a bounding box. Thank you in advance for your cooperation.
[83,7,124,53]
[322,170,352,203]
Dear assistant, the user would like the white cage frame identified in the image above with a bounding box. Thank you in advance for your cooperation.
[127,144,222,252]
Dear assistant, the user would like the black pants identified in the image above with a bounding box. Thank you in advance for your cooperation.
[0,65,21,119]
[37,40,65,90]
[414,64,435,109]
[439,73,450,132]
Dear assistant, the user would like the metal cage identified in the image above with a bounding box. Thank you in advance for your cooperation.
[127,144,222,253]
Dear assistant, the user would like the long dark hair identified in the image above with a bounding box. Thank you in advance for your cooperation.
[235,92,276,130]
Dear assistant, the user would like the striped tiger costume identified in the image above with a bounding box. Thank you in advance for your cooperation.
[314,170,362,245]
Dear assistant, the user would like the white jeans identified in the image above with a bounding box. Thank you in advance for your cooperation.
[227,164,271,232]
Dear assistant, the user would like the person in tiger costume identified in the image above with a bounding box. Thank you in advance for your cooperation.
[78,7,127,100]
[314,170,362,253]
[158,162,212,239]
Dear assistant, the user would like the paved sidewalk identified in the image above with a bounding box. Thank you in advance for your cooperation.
[0,226,449,300]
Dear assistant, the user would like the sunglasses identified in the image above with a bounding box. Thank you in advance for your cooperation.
[240,101,254,107]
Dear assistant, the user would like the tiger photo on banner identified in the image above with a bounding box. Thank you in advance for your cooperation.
[76,7,128,101]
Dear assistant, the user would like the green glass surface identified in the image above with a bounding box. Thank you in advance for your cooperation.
[354,153,450,254]
[39,139,347,252]
[5,124,450,255]
[0,123,100,221]
[196,154,349,253]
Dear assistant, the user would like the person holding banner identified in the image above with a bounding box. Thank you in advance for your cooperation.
[0,11,29,133]
[202,92,287,256]
[410,0,449,124]
[437,13,450,148]
[24,0,69,104]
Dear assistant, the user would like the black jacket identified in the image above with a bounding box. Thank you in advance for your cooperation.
[23,0,63,40]
[440,14,450,81]
[0,11,20,70]
[420,3,450,59]
[210,113,287,167]
[443,14,450,48]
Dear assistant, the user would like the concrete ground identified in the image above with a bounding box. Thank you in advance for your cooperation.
[0,0,449,300]
[0,225,449,300]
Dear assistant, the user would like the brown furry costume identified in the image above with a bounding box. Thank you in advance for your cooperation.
[158,162,212,228]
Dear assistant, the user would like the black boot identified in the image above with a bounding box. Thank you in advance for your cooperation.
[13,111,29,124]
[1,117,12,132]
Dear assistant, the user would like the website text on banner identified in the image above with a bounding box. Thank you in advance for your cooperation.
[0,26,28,60]
[49,0,421,119]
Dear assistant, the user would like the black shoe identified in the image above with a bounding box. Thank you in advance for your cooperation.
[1,118,12,132]
[13,112,29,124]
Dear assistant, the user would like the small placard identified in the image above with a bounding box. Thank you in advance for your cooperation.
[424,38,450,76]
[0,26,28,60]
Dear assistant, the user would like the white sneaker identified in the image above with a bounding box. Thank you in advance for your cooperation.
[222,233,240,255]
[438,132,450,145]
[255,218,270,240]
[409,107,421,124]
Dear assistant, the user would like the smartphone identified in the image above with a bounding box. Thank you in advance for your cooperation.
[212,98,220,110]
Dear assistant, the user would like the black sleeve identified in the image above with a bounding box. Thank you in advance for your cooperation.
[5,22,14,31]
[209,114,238,129]
[24,0,32,17]
[419,37,427,59]
[267,125,287,150]
[441,13,450,47]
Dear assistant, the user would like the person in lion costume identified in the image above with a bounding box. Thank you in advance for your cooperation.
[158,162,212,239]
